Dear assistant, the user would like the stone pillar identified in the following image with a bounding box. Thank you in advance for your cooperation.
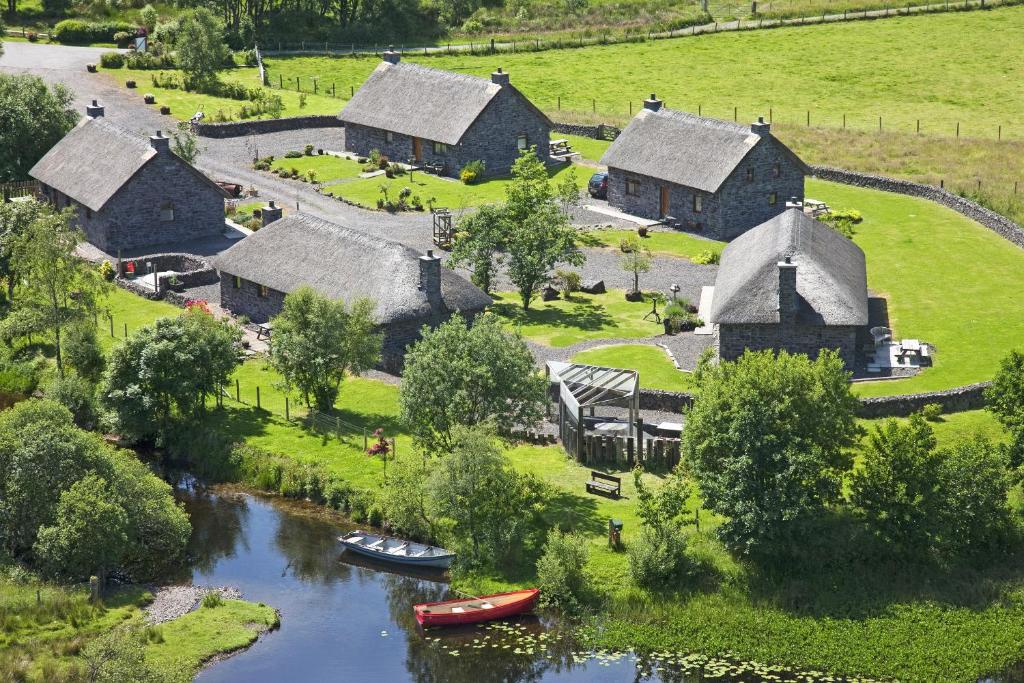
[778,257,798,324]
[418,249,442,309]
[262,200,283,227]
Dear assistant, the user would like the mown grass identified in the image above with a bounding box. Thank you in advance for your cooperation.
[588,227,724,261]
[268,153,364,182]
[572,343,695,392]
[99,286,180,352]
[145,599,279,681]
[323,163,588,211]
[490,289,665,347]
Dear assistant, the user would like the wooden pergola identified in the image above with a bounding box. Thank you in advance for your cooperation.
[547,361,640,460]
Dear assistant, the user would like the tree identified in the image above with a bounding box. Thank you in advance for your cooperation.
[140,4,159,32]
[12,206,109,377]
[684,350,861,557]
[619,235,652,296]
[102,309,241,441]
[849,415,943,553]
[176,8,229,83]
[628,468,694,587]
[63,319,106,382]
[400,314,547,452]
[937,436,1013,555]
[448,204,504,294]
[986,350,1024,468]
[0,179,47,302]
[44,371,100,429]
[170,120,201,164]
[536,528,591,612]
[426,425,547,565]
[503,149,585,309]
[34,474,129,582]
[269,287,381,412]
[0,75,77,182]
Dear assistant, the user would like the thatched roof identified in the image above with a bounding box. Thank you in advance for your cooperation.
[709,209,868,326]
[339,61,550,145]
[29,117,227,212]
[600,107,807,193]
[212,213,491,323]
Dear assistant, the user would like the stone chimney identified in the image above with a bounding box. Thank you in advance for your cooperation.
[86,99,105,118]
[491,67,510,86]
[418,249,442,306]
[777,256,798,325]
[382,45,400,64]
[643,93,663,112]
[751,116,771,136]
[262,200,283,227]
[149,130,170,153]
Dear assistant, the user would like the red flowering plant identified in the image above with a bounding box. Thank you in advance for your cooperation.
[366,428,390,457]
[185,299,212,315]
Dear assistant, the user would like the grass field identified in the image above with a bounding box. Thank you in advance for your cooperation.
[589,227,724,262]
[572,343,695,392]
[323,163,588,210]
[269,153,364,182]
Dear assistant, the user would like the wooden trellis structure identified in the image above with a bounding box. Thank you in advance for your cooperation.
[432,208,453,249]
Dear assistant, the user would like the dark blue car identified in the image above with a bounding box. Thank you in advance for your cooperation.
[588,172,608,199]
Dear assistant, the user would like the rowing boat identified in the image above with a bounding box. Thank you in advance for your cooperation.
[338,531,455,569]
[414,588,540,627]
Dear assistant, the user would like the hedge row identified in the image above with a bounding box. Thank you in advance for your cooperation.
[52,19,135,45]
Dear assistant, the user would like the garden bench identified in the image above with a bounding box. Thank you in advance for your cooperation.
[586,471,621,498]
[256,323,272,341]
[549,139,573,157]
[424,162,445,175]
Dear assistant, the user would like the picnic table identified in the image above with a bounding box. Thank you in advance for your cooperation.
[255,323,272,341]
[549,138,573,157]
[895,339,930,364]
[804,199,830,216]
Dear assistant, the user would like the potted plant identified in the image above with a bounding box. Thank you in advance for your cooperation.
[87,63,97,73]
[662,301,687,335]
[126,79,136,88]
[637,226,649,237]
[167,275,185,292]
[143,93,156,104]
[160,105,171,115]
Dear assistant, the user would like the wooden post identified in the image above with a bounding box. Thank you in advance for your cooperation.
[123,322,127,337]
[109,316,114,337]
[917,119,920,133]
[256,385,261,409]
[285,396,289,420]
[878,115,882,131]
[636,418,644,464]
[998,125,1002,141]
[769,106,772,123]
[577,406,585,463]
[956,121,960,138]
[592,98,595,112]
[843,113,846,129]
[279,74,283,88]
[806,109,810,126]
[364,429,368,451]
[235,378,240,401]
[734,106,738,121]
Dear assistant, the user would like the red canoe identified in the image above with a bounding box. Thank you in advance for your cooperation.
[413,588,540,627]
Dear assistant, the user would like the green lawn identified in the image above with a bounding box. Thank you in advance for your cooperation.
[572,343,695,392]
[269,153,364,182]
[807,179,1024,396]
[490,289,664,347]
[146,599,279,681]
[268,7,1024,140]
[562,134,612,163]
[589,228,724,263]
[101,286,180,351]
[323,163,588,210]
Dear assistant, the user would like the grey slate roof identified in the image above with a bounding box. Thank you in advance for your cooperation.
[339,61,549,145]
[29,117,157,212]
[709,209,868,326]
[600,108,806,193]
[211,213,492,323]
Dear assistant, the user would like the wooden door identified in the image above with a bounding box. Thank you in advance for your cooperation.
[659,186,670,217]
[412,137,422,162]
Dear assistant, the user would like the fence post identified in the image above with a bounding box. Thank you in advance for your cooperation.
[843,113,846,129]
[940,178,944,189]
[956,121,960,138]
[350,85,354,97]
[917,119,920,133]
[363,429,368,451]
[879,115,882,131]
[806,109,810,126]
[123,322,127,337]
[998,125,1001,141]
[769,106,773,123]
[285,396,289,420]
[557,96,561,110]
[256,385,261,410]
[236,378,240,402]
[734,106,738,121]
[109,316,114,337]
[279,74,283,88]
[592,98,596,112]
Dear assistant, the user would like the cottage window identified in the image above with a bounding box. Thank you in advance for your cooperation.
[160,201,174,221]
[232,275,241,289]
[745,168,754,182]
[773,163,781,178]
[625,178,640,196]
[385,130,394,143]
[432,141,447,154]
[693,194,703,213]
[258,285,269,298]
[768,192,778,206]
[85,208,92,219]
[516,133,528,151]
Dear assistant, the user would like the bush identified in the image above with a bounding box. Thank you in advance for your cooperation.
[304,144,315,156]
[460,159,486,184]
[126,51,175,70]
[201,591,224,608]
[43,373,99,430]
[536,529,592,613]
[920,403,944,422]
[52,20,135,45]
[98,260,115,281]
[552,269,581,298]
[112,31,134,47]
[691,249,720,265]
[284,150,303,159]
[99,52,125,69]
[628,527,691,588]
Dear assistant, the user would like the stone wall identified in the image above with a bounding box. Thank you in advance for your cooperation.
[716,322,860,368]
[811,166,1024,249]
[606,167,723,234]
[857,381,992,419]
[119,253,218,292]
[219,274,286,323]
[194,116,342,139]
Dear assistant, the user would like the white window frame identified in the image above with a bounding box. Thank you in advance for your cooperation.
[693,193,703,213]
[625,178,640,197]
[516,133,528,151]
[432,141,447,155]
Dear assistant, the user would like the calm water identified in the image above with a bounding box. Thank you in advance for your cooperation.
[177,483,688,683]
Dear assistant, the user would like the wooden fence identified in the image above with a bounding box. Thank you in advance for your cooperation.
[1,181,39,201]
[559,412,681,471]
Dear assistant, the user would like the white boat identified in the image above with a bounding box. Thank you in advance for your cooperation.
[338,531,455,569]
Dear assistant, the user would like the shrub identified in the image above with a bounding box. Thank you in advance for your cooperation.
[99,51,125,69]
[552,269,581,298]
[284,150,303,159]
[536,529,592,613]
[43,373,99,430]
[304,144,314,156]
[691,249,720,265]
[201,591,224,608]
[52,20,135,45]
[460,159,486,184]
[920,403,944,422]
[125,51,175,70]
[98,260,115,281]
[64,321,105,383]
[628,526,690,588]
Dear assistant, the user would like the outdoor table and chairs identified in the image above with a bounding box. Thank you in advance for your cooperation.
[549,139,573,157]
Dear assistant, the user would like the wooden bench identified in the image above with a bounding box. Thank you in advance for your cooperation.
[586,471,621,498]
[549,139,573,157]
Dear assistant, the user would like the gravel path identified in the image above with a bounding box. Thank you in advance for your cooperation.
[145,585,243,624]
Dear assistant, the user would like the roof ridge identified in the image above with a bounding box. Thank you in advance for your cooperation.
[648,107,752,135]
[387,61,500,89]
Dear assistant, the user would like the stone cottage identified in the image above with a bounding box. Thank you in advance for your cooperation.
[600,96,808,240]
[212,211,492,372]
[338,49,552,178]
[708,208,868,368]
[29,101,228,254]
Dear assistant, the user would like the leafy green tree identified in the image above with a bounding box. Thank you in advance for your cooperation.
[448,204,504,294]
[426,425,547,565]
[503,149,585,309]
[44,371,100,429]
[34,474,129,582]
[986,350,1024,468]
[102,308,241,441]
[140,4,159,32]
[849,415,942,552]
[12,206,109,377]
[536,528,591,612]
[0,75,77,182]
[620,235,652,295]
[627,468,694,588]
[176,8,229,83]
[170,120,202,163]
[270,286,381,412]
[64,319,106,382]
[400,314,546,452]
[378,449,437,541]
[0,196,46,301]
[937,436,1013,555]
[684,350,861,557]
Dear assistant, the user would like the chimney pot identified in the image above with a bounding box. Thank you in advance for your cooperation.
[149,131,170,153]
[382,45,400,64]
[751,117,771,135]
[261,201,283,227]
[491,68,510,86]
[85,99,105,118]
[643,94,663,112]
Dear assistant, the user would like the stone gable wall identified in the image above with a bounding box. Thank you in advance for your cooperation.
[716,322,859,368]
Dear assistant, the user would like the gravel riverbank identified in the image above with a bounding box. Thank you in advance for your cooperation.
[145,585,243,624]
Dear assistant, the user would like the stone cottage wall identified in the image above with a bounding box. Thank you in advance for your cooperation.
[716,322,859,368]
[715,137,805,240]
[605,167,724,236]
[219,274,286,323]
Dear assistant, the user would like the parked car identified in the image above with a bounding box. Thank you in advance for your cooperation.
[588,172,608,199]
